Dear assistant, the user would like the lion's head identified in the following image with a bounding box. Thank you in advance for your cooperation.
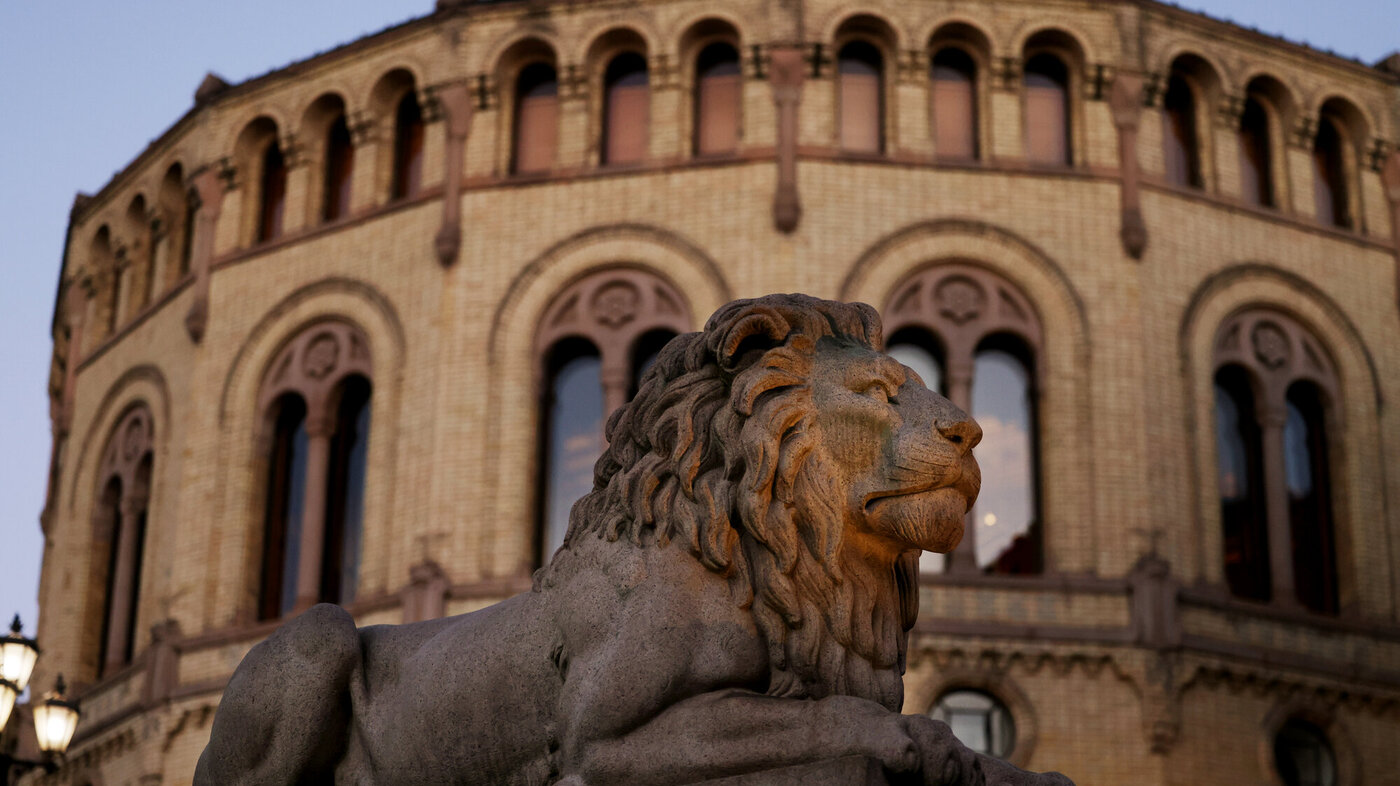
[548,294,981,710]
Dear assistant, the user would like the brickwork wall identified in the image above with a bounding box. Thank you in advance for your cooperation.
[27,0,1400,784]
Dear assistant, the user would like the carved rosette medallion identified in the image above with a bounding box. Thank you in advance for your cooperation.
[122,418,146,462]
[592,282,640,328]
[935,277,985,325]
[303,333,341,380]
[1250,322,1290,370]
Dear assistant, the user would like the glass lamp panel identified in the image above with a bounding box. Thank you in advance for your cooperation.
[34,699,79,754]
[0,681,15,732]
[0,637,39,692]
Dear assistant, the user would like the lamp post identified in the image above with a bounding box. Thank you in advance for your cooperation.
[0,615,80,785]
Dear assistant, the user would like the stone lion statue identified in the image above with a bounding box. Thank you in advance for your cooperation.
[196,294,1073,786]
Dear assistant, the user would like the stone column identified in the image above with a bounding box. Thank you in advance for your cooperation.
[1259,404,1296,607]
[601,362,631,423]
[185,165,227,343]
[113,251,132,330]
[769,46,804,233]
[557,65,591,169]
[349,112,379,213]
[281,134,311,235]
[433,81,473,267]
[104,495,146,672]
[294,412,336,613]
[649,53,682,161]
[945,355,977,574]
[149,217,170,302]
[1109,74,1147,259]
[989,57,1023,161]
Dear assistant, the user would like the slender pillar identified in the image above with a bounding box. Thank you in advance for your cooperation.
[294,412,336,612]
[945,356,977,574]
[769,46,804,233]
[434,81,473,267]
[601,363,630,424]
[185,165,227,343]
[1382,150,1400,309]
[1110,74,1148,259]
[104,496,146,672]
[1259,404,1297,607]
[59,278,92,434]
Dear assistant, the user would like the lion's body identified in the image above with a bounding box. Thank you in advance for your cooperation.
[195,295,1072,786]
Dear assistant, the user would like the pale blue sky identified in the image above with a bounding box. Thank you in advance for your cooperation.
[0,1,1393,647]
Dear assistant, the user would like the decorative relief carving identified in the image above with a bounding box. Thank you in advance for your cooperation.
[591,282,640,328]
[98,405,154,491]
[535,268,694,376]
[1250,322,1289,369]
[884,263,1042,358]
[258,321,373,418]
[303,333,341,380]
[935,277,985,325]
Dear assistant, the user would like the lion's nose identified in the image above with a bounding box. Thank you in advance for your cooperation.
[936,414,982,455]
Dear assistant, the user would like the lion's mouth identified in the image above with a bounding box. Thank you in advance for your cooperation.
[863,484,942,513]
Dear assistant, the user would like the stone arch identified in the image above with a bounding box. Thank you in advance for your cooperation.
[362,59,430,112]
[1260,698,1360,786]
[1179,264,1390,617]
[916,16,997,59]
[221,107,293,162]
[1151,43,1233,95]
[1308,92,1376,148]
[211,277,405,626]
[839,219,1095,575]
[669,9,750,52]
[1008,24,1095,69]
[573,21,659,66]
[482,224,730,577]
[485,32,565,82]
[819,9,907,53]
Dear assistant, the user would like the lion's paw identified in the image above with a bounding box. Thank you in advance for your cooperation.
[900,715,984,786]
[820,696,920,774]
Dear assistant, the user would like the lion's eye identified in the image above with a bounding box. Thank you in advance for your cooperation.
[860,383,893,403]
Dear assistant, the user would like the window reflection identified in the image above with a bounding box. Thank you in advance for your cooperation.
[838,41,884,153]
[95,478,123,675]
[325,376,372,606]
[1214,366,1269,602]
[1024,54,1070,165]
[1162,74,1201,188]
[694,43,741,156]
[261,394,309,620]
[1312,118,1349,228]
[1285,383,1337,614]
[932,47,978,159]
[1274,719,1337,786]
[1239,97,1273,207]
[323,114,354,222]
[514,63,559,174]
[604,53,650,165]
[541,341,605,562]
[971,346,1037,573]
[930,690,1015,758]
[392,92,425,198]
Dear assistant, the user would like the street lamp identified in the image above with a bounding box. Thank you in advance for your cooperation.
[0,616,80,784]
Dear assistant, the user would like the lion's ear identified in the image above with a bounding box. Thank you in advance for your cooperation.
[717,308,792,372]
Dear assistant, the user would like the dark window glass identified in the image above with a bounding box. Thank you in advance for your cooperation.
[1239,97,1274,207]
[695,43,741,156]
[179,192,197,276]
[392,93,426,199]
[122,457,152,666]
[1215,365,1270,602]
[323,115,354,222]
[887,332,946,574]
[604,53,650,165]
[324,376,372,606]
[1024,54,1070,165]
[95,478,123,676]
[514,63,560,174]
[630,329,676,399]
[838,41,883,153]
[971,340,1039,573]
[258,143,287,242]
[260,394,309,620]
[1163,74,1202,188]
[1313,118,1350,228]
[1285,383,1338,614]
[1274,720,1337,786]
[932,47,978,159]
[540,340,604,564]
[930,691,1015,759]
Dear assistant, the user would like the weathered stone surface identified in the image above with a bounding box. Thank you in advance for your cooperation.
[195,295,1074,785]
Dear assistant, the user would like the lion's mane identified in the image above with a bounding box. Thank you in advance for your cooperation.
[542,294,920,710]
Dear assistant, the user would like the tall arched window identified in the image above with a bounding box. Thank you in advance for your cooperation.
[534,269,692,565]
[392,92,426,199]
[932,47,978,160]
[694,42,741,156]
[159,162,194,285]
[1213,310,1341,613]
[257,322,373,620]
[514,63,560,174]
[123,194,153,320]
[1214,365,1269,602]
[1162,74,1202,188]
[88,406,155,679]
[323,113,355,222]
[1239,96,1274,207]
[603,52,650,165]
[883,264,1043,575]
[838,41,884,153]
[1312,116,1350,228]
[89,225,117,341]
[259,141,288,242]
[1023,53,1070,165]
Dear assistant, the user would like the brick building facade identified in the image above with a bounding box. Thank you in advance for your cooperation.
[21,0,1400,783]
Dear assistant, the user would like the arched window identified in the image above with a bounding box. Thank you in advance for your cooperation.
[603,52,650,165]
[257,322,373,620]
[159,162,195,283]
[1312,116,1350,228]
[123,194,153,320]
[1274,719,1337,786]
[90,226,116,340]
[259,141,288,242]
[883,264,1043,575]
[1162,74,1202,188]
[514,63,560,174]
[88,406,155,678]
[323,113,355,222]
[1215,365,1269,602]
[1023,53,1070,165]
[694,42,741,156]
[1212,310,1341,613]
[534,269,692,565]
[932,47,978,159]
[392,92,426,199]
[1285,383,1337,614]
[1239,96,1274,207]
[930,690,1015,759]
[838,41,884,153]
